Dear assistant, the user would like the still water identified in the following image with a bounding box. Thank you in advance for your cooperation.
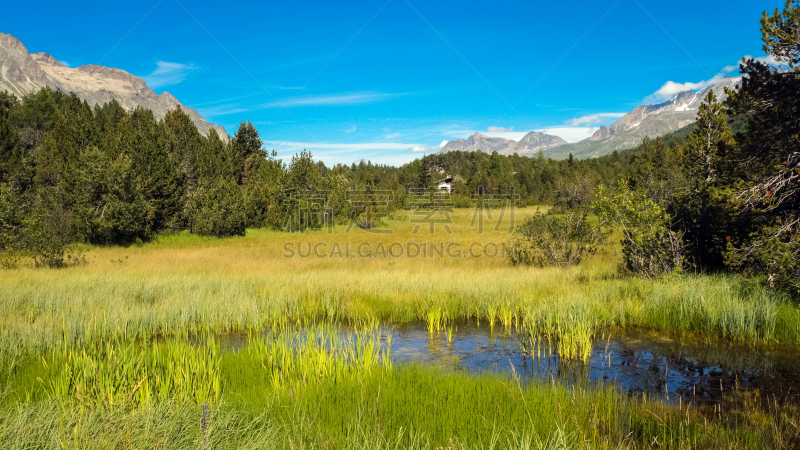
[220,322,800,406]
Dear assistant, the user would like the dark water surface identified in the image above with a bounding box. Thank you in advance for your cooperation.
[219,322,800,406]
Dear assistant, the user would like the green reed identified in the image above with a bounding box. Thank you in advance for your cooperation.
[36,336,221,406]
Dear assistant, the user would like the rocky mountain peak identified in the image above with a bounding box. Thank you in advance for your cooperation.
[31,52,65,67]
[440,130,567,156]
[0,31,226,139]
[548,76,743,159]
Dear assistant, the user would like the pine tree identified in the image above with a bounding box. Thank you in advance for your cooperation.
[229,121,266,185]
[668,91,737,269]
[0,91,20,184]
[163,108,204,196]
[124,107,185,232]
[417,160,431,189]
[760,0,800,69]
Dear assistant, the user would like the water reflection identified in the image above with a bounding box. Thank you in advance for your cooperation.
[219,322,800,406]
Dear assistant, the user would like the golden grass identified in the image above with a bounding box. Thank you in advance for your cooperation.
[0,207,796,354]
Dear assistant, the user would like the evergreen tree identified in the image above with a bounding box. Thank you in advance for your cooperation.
[669,91,737,269]
[417,160,431,189]
[722,2,800,293]
[229,121,265,185]
[0,91,20,184]
[189,177,246,237]
[112,108,183,233]
[163,108,205,196]
[760,0,800,69]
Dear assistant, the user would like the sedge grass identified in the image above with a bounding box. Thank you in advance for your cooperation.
[0,209,796,363]
[1,320,799,449]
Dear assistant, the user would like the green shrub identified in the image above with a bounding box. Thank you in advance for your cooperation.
[594,181,687,279]
[508,208,604,267]
[188,178,246,237]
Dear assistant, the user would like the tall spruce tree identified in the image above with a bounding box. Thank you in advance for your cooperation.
[668,91,737,269]
[229,121,266,185]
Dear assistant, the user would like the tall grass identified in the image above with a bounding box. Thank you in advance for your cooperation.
[12,337,222,406]
[1,209,796,360]
[2,321,799,449]
[221,322,390,405]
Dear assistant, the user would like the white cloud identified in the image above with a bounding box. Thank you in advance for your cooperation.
[535,127,600,143]
[143,61,198,88]
[265,140,422,151]
[344,125,357,134]
[721,64,739,73]
[646,54,786,104]
[264,140,427,166]
[59,60,70,67]
[261,93,397,108]
[644,73,731,104]
[196,104,248,117]
[565,113,626,126]
[439,140,448,149]
[749,54,782,66]
[487,126,514,132]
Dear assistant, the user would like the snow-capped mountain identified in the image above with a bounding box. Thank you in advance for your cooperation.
[546,76,742,159]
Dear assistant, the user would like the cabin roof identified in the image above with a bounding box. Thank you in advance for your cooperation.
[435,176,453,184]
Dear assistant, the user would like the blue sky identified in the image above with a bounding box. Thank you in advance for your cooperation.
[2,0,782,166]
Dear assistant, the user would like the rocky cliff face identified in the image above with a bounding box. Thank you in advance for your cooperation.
[547,77,742,159]
[441,131,567,156]
[514,131,567,155]
[0,32,226,139]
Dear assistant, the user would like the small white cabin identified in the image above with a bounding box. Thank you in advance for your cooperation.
[436,175,453,193]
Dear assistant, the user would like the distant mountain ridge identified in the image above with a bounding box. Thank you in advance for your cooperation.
[440,131,567,156]
[545,76,742,159]
[439,76,742,160]
[0,31,226,139]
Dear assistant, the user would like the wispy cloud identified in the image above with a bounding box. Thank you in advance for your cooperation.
[645,54,784,104]
[566,113,626,126]
[487,126,513,132]
[344,125,357,134]
[59,60,71,67]
[645,74,728,103]
[721,65,739,73]
[412,145,443,153]
[264,140,423,152]
[143,61,199,88]
[264,140,427,166]
[261,92,398,108]
[750,54,782,66]
[195,104,249,117]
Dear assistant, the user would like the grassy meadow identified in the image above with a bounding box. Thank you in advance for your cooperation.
[1,207,799,448]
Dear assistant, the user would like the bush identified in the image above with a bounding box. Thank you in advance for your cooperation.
[725,221,800,296]
[508,208,604,267]
[189,178,246,237]
[594,181,687,279]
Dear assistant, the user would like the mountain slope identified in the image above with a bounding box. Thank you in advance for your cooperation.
[546,77,741,159]
[0,31,226,138]
[440,131,567,156]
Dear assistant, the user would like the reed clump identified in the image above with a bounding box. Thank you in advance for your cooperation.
[38,337,221,406]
